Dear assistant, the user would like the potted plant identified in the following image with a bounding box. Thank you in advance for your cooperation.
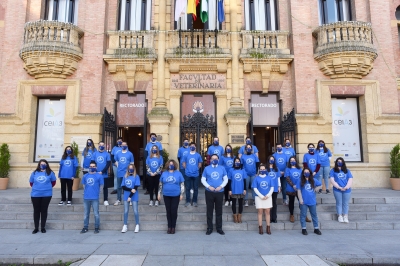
[71,141,81,191]
[0,143,11,190]
[389,144,400,190]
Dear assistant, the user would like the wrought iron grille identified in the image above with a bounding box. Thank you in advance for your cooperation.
[103,107,117,178]
[279,108,297,152]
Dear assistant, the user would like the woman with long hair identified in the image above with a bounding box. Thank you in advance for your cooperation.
[58,146,79,206]
[330,157,353,223]
[285,156,302,223]
[146,145,164,206]
[81,139,97,174]
[220,144,234,206]
[227,157,247,223]
[316,140,332,194]
[121,163,141,233]
[30,159,56,234]
[267,155,280,223]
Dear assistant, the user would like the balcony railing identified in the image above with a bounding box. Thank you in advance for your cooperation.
[240,31,291,59]
[105,31,156,59]
[313,21,377,58]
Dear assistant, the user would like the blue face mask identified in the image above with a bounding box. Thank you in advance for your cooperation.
[211,159,218,165]
[319,143,324,147]
[259,170,267,175]
[337,161,343,167]
[168,165,175,170]
[285,142,290,147]
[190,146,196,151]
[277,147,282,152]
[304,172,310,177]
[234,162,241,168]
[309,148,315,152]
[66,150,72,155]
[129,168,134,173]
[89,167,96,173]
[40,164,47,170]
[290,161,296,166]
[152,150,157,154]
[151,137,156,142]
[246,148,252,153]
[183,142,189,147]
[117,141,122,146]
[122,146,128,150]
[269,160,274,164]
[226,149,232,153]
[246,140,251,145]
[214,141,219,146]
[87,142,92,147]
[99,146,105,151]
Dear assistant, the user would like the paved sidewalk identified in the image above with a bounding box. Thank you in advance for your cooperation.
[0,229,399,265]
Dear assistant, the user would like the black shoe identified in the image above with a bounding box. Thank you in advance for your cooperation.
[314,229,322,235]
[217,229,225,235]
[80,228,88,234]
[326,189,331,194]
[206,229,213,235]
[41,228,46,233]
[302,229,308,235]
[110,190,117,194]
[271,219,277,223]
[94,228,100,234]
[318,189,322,194]
[32,229,39,234]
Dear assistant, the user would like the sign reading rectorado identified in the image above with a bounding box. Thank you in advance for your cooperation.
[170,74,226,89]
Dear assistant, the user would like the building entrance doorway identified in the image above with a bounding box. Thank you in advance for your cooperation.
[252,127,279,163]
[117,127,145,177]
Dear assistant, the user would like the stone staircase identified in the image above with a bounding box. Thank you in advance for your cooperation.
[0,187,399,232]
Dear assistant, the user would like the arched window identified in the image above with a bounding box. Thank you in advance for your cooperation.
[244,0,278,31]
[175,0,222,30]
[44,0,78,25]
[118,0,152,30]
[395,6,400,20]
[319,0,352,25]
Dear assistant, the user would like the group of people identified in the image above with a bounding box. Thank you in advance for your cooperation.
[28,135,353,236]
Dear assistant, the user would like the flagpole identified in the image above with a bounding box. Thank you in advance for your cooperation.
[215,0,218,30]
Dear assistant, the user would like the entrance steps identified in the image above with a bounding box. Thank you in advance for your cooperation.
[0,188,399,231]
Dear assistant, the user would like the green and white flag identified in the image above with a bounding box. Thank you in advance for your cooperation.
[200,0,208,23]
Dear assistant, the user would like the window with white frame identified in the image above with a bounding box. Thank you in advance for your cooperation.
[244,0,278,31]
[118,0,152,31]
[44,0,78,25]
[175,0,222,30]
[318,0,352,25]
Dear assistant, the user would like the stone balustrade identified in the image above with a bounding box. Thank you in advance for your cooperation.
[240,31,291,58]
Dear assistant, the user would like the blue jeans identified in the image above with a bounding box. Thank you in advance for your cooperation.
[300,204,319,229]
[280,175,287,201]
[185,175,199,203]
[117,177,123,201]
[113,165,118,190]
[333,190,351,215]
[83,199,100,229]
[123,200,139,225]
[317,166,331,190]
[244,175,256,201]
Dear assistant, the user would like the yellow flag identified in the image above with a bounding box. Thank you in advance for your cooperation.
[187,0,197,17]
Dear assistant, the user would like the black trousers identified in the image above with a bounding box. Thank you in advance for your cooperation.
[205,190,223,230]
[224,189,231,202]
[288,194,299,215]
[231,198,243,214]
[31,196,52,230]
[148,174,160,201]
[271,192,278,221]
[103,177,108,201]
[60,178,73,201]
[163,195,180,228]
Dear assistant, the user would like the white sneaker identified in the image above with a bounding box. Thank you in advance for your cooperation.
[244,200,249,207]
[284,199,289,206]
[121,225,128,233]
[130,201,132,206]
[104,201,109,206]
[338,215,344,223]
[113,200,120,206]
[224,201,229,207]
[155,201,159,207]
[67,201,72,206]
[343,215,349,223]
[229,201,232,206]
[149,200,154,206]
[190,189,194,194]
[134,224,140,233]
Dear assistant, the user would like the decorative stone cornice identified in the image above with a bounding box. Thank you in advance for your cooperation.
[165,57,231,73]
[313,21,378,79]
[19,20,84,79]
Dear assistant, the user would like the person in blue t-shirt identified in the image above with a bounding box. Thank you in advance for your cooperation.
[252,164,274,235]
[238,137,259,158]
[146,145,164,207]
[94,141,111,206]
[206,136,224,165]
[58,146,79,206]
[302,143,321,177]
[81,139,97,174]
[267,155,281,223]
[241,144,260,207]
[111,138,123,194]
[145,133,163,158]
[220,144,234,207]
[227,157,247,223]
[121,163,141,233]
[201,154,228,235]
[273,143,289,206]
[177,138,190,177]
[330,157,353,224]
[285,156,302,223]
[317,140,333,194]
[158,160,185,234]
[297,167,322,236]
[80,162,104,234]
[181,142,203,207]
[29,159,56,234]
[283,138,296,160]
[114,142,134,206]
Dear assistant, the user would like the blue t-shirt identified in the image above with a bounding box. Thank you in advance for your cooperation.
[283,147,296,160]
[303,153,320,173]
[160,171,185,197]
[146,156,164,175]
[115,151,134,177]
[202,165,227,192]
[252,175,273,197]
[121,174,141,201]
[330,169,353,193]
[219,155,234,174]
[182,152,203,178]
[145,141,163,157]
[267,168,280,192]
[30,171,56,197]
[82,173,104,200]
[297,178,321,206]
[207,145,224,157]
[59,156,79,179]
[241,153,259,177]
[238,145,259,155]
[111,146,122,163]
[81,148,97,169]
[273,152,288,173]
[94,151,111,177]
[228,168,247,195]
[285,167,302,193]
[318,148,332,167]
[177,146,190,170]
